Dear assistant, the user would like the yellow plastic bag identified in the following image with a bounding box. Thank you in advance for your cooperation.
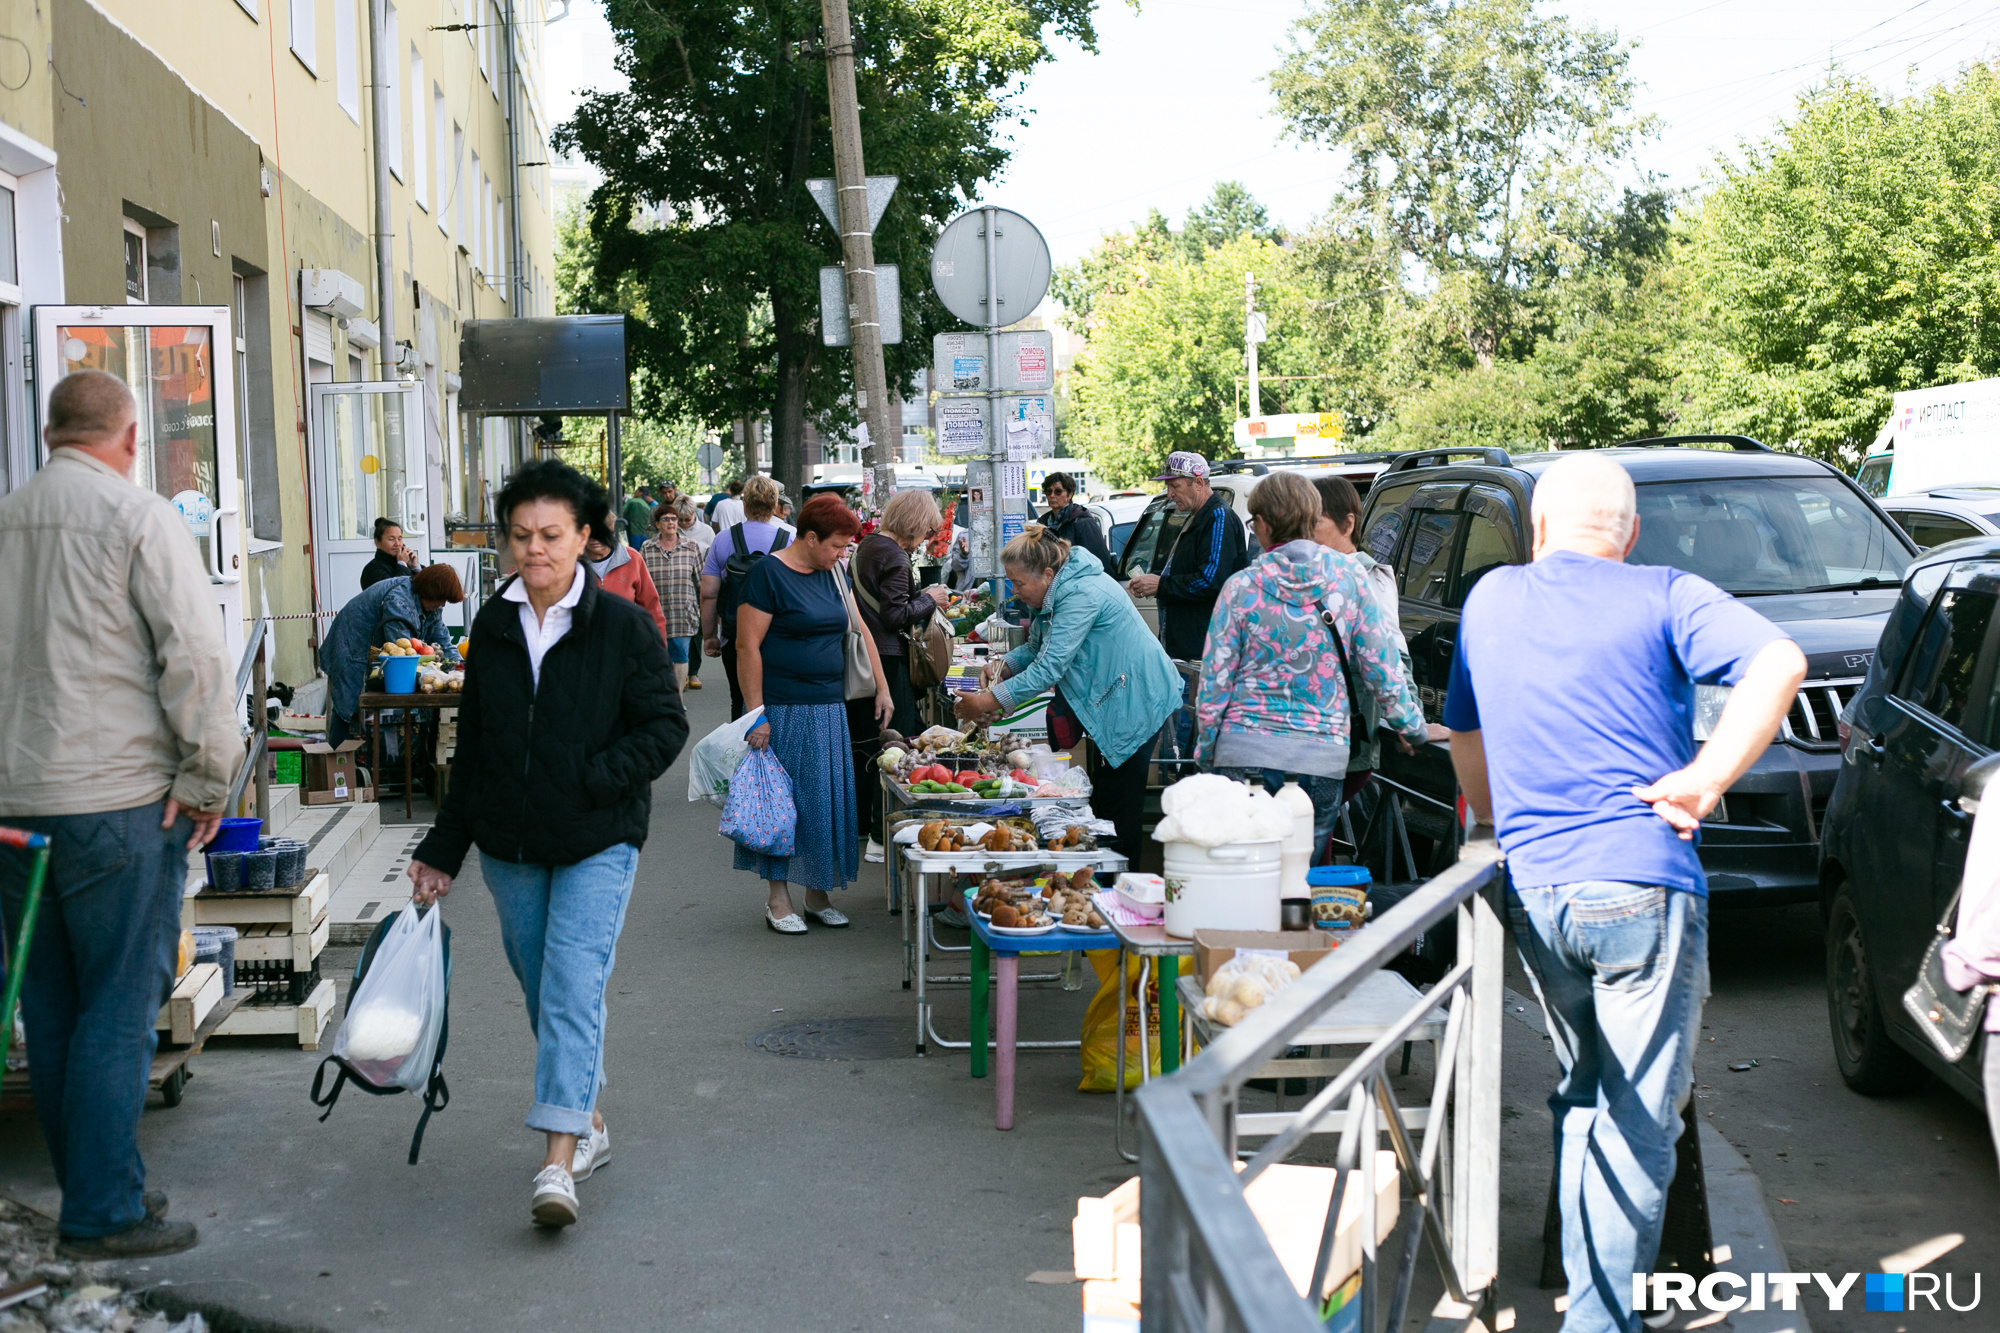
[1078,949,1161,1092]
[176,930,195,977]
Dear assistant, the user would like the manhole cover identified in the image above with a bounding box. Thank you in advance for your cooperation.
[751,1017,908,1061]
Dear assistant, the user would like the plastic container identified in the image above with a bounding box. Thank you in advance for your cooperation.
[207,851,246,893]
[262,837,307,887]
[1275,780,1316,900]
[190,926,238,994]
[1161,839,1283,937]
[381,654,420,695]
[1307,864,1372,930]
[211,816,262,853]
[243,849,280,892]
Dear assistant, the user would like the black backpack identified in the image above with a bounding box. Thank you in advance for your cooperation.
[719,522,789,640]
[308,907,452,1165]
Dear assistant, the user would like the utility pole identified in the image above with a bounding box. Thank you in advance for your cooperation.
[820,0,898,502]
[1244,271,1263,419]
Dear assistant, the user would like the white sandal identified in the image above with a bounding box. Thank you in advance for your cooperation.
[766,910,808,935]
[805,907,850,928]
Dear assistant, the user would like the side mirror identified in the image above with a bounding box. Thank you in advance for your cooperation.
[1959,751,2000,813]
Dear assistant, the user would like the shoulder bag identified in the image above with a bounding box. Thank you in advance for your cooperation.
[1903,879,2000,1063]
[835,566,877,702]
[853,559,952,691]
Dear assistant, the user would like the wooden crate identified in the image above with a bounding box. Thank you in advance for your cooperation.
[155,963,223,1046]
[214,978,337,1050]
[183,872,330,933]
[232,916,331,971]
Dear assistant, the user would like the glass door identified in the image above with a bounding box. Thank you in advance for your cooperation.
[32,305,243,665]
[309,381,424,617]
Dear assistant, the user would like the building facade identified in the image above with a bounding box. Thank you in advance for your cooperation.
[0,0,555,686]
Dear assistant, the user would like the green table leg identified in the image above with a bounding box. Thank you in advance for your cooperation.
[1158,956,1180,1074]
[970,932,990,1079]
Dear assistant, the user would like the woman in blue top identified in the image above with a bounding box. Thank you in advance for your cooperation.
[735,494,892,934]
[954,525,1180,858]
[318,565,463,747]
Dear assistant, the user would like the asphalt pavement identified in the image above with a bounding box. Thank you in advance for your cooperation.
[0,675,1989,1330]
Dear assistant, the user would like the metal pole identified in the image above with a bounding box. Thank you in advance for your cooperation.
[504,1,527,315]
[605,412,623,517]
[982,205,1001,588]
[253,634,270,828]
[819,0,898,503]
[366,0,397,372]
[1245,271,1261,418]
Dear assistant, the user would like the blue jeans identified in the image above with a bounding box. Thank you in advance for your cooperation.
[1508,882,1708,1333]
[481,843,639,1136]
[666,635,690,665]
[1211,768,1345,865]
[0,800,187,1236]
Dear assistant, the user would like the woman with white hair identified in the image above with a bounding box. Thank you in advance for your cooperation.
[851,488,950,859]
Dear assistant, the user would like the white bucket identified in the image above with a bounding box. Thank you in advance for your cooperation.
[1162,839,1283,937]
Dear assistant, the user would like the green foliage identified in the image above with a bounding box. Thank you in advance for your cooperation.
[1272,0,1650,361]
[1181,182,1280,256]
[556,0,1099,493]
[556,416,710,494]
[1676,67,2000,462]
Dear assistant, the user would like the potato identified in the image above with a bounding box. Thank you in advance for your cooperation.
[1229,976,1269,1008]
[1214,999,1246,1026]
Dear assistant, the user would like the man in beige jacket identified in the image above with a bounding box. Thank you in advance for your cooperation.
[0,370,238,1259]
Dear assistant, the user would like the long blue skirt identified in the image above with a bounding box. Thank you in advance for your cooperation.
[733,702,861,893]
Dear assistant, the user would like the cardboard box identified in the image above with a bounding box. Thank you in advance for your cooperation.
[1191,929,1339,987]
[302,740,362,802]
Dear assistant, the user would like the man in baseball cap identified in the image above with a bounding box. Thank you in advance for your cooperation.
[1126,451,1249,741]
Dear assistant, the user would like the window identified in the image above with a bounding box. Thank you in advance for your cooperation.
[383,5,401,178]
[334,0,358,122]
[1886,509,1983,551]
[348,351,365,383]
[1361,480,1420,564]
[289,0,316,72]
[1856,456,1892,498]
[0,186,17,288]
[435,93,451,233]
[1627,476,1911,594]
[494,194,506,299]
[453,126,466,244]
[477,0,490,80]
[123,220,147,303]
[1452,492,1520,606]
[472,158,485,268]
[1897,586,1998,734]
[1120,502,1188,577]
[1398,511,1461,603]
[410,48,426,209]
[233,266,280,541]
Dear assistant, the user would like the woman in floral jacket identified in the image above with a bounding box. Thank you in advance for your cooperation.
[1193,470,1427,858]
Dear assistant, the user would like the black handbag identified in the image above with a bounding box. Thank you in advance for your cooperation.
[1902,880,1999,1063]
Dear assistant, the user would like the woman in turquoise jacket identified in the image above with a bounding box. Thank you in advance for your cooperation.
[955,526,1180,856]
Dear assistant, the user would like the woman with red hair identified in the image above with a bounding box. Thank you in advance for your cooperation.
[733,494,891,933]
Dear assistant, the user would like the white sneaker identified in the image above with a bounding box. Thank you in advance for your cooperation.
[530,1164,579,1228]
[570,1123,611,1182]
[865,839,885,863]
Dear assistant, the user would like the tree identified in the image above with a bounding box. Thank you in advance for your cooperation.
[557,0,1099,497]
[1181,181,1279,256]
[1271,0,1649,361]
[1676,66,2000,462]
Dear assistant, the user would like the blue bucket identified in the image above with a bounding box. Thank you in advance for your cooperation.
[382,654,420,695]
[212,816,262,853]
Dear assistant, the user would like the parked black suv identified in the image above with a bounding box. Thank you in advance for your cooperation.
[1358,438,1917,902]
[1819,541,2000,1105]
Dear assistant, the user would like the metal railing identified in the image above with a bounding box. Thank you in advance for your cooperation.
[227,617,271,826]
[1136,839,1506,1333]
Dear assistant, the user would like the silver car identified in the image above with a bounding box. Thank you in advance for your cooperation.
[1878,486,2000,550]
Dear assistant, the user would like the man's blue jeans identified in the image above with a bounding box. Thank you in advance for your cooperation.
[1508,881,1708,1333]
[480,843,638,1136]
[0,800,187,1237]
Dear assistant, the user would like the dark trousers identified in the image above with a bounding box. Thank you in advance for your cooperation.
[848,655,919,843]
[1090,730,1158,863]
[0,800,186,1237]
[723,642,744,720]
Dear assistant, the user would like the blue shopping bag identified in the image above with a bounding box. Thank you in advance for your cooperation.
[719,748,796,856]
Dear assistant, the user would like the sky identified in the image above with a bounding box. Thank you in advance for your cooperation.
[545,1,2000,267]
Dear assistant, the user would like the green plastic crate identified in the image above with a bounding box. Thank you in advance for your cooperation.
[272,750,303,786]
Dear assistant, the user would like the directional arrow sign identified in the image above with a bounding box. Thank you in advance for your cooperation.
[807,177,898,234]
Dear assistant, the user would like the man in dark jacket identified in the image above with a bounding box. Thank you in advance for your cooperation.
[1038,472,1111,571]
[359,517,419,590]
[1124,452,1247,661]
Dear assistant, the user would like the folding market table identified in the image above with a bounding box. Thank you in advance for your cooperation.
[963,902,1123,1131]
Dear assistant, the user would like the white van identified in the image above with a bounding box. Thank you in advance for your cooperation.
[1856,376,2000,496]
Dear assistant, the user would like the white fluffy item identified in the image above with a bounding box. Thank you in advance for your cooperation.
[1153,774,1296,847]
[341,1003,423,1062]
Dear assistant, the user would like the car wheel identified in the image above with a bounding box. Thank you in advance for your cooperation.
[1826,886,1926,1095]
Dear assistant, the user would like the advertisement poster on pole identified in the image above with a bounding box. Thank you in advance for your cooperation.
[937,398,988,456]
[998,394,1053,461]
[934,332,987,393]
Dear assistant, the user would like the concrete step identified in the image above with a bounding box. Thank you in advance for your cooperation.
[267,783,302,837]
[326,820,434,945]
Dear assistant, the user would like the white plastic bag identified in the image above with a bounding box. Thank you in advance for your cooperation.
[687,706,766,807]
[1199,952,1303,1027]
[329,900,446,1092]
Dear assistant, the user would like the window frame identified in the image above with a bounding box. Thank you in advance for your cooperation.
[410,46,427,210]
[333,0,359,122]
[1891,576,2000,742]
[289,0,317,74]
[1884,507,1985,551]
[122,219,148,304]
[1449,485,1524,608]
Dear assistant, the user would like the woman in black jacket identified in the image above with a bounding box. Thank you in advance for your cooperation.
[850,488,948,860]
[407,460,687,1232]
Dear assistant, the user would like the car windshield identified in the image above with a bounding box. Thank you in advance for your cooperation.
[1627,476,1912,594]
